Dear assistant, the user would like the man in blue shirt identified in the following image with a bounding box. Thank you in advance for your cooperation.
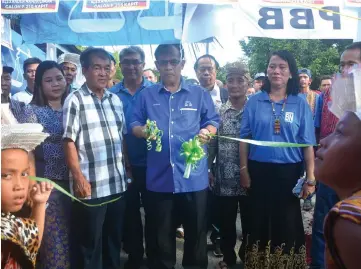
[110,46,152,269]
[131,44,219,269]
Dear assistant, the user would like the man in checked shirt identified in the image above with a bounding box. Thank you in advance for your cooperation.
[63,47,129,269]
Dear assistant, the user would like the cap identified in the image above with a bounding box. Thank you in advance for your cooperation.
[254,72,265,80]
[57,53,80,67]
[3,66,14,74]
[298,68,312,78]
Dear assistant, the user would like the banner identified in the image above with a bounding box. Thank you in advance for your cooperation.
[82,0,150,12]
[20,0,182,45]
[261,0,326,6]
[1,30,46,94]
[170,0,236,4]
[344,0,361,7]
[1,16,13,50]
[182,1,359,42]
[1,0,59,14]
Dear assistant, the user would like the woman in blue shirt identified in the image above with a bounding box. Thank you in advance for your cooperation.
[239,51,316,269]
[20,61,71,269]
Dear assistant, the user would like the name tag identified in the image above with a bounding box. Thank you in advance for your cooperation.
[285,112,294,123]
[180,108,197,111]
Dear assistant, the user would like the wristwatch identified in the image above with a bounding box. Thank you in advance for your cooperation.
[306,179,316,186]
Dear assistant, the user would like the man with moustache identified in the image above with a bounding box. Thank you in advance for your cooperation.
[132,44,219,269]
[110,46,153,269]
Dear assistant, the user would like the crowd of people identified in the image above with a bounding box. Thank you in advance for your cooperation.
[1,41,361,269]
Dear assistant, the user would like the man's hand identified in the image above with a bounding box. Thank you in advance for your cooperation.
[198,128,211,144]
[240,169,251,189]
[73,174,91,199]
[300,182,316,199]
[30,182,53,205]
[208,171,215,188]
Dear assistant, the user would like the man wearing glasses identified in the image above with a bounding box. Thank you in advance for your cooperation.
[131,44,219,269]
[110,46,153,269]
[12,57,42,104]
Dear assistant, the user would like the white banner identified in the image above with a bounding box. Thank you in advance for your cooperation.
[344,0,361,7]
[171,0,236,4]
[182,1,360,42]
[82,0,150,12]
[1,0,59,14]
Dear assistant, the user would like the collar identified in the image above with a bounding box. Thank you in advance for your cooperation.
[257,90,298,104]
[80,83,111,98]
[158,78,191,93]
[25,87,33,96]
[117,77,152,94]
[222,99,247,112]
[210,83,220,92]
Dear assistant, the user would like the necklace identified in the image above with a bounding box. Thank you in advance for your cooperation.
[269,94,287,135]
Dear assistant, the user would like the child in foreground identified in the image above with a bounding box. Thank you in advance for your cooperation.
[314,70,361,269]
[1,123,52,269]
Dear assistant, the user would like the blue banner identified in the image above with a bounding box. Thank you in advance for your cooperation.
[1,30,46,94]
[20,0,183,46]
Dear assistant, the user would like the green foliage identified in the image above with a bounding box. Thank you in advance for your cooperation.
[112,51,123,81]
[240,38,353,88]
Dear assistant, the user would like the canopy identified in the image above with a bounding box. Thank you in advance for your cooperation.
[1,0,360,46]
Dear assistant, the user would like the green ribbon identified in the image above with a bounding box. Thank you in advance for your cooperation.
[30,176,123,207]
[144,119,163,152]
[180,135,206,179]
[216,135,316,147]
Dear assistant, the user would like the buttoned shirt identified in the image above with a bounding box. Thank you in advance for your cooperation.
[214,101,247,197]
[62,84,127,199]
[240,91,316,164]
[208,83,222,113]
[110,78,153,167]
[130,81,219,193]
[12,87,33,105]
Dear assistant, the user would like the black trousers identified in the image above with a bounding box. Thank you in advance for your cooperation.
[70,193,126,269]
[218,195,250,266]
[123,166,152,265]
[146,188,208,269]
[208,190,221,243]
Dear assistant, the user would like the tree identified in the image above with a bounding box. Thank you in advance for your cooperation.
[240,38,353,88]
[216,57,249,83]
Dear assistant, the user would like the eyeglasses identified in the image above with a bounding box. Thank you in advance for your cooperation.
[156,59,181,67]
[120,60,144,66]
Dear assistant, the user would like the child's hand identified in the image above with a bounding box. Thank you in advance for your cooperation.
[30,182,53,205]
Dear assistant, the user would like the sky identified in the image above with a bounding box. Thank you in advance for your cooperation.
[104,36,245,80]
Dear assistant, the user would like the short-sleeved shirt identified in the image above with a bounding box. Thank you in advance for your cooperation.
[314,89,339,139]
[62,84,127,199]
[240,91,316,164]
[110,78,153,167]
[213,101,247,197]
[130,81,219,193]
[12,88,33,105]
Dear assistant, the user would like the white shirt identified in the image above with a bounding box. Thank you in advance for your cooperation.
[12,89,33,105]
[208,83,222,113]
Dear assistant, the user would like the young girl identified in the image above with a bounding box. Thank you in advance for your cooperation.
[314,70,361,269]
[1,123,53,269]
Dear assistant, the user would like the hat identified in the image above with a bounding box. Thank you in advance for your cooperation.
[1,124,49,152]
[57,53,80,67]
[254,72,265,80]
[3,66,14,74]
[298,68,312,78]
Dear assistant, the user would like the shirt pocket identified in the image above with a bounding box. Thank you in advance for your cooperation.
[179,107,199,128]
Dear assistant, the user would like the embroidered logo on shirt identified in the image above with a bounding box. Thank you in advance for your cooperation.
[285,112,294,123]
[184,101,192,107]
[153,103,160,106]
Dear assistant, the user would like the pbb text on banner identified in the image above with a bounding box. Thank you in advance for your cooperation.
[82,0,149,12]
[1,0,59,14]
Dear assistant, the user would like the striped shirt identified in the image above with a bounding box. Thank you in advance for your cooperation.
[324,190,361,269]
[62,84,127,199]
